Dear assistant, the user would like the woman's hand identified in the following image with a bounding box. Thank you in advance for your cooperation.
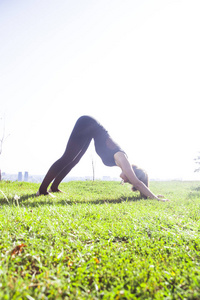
[114,152,170,202]
[156,195,169,202]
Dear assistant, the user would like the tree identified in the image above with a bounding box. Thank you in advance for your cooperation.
[91,153,96,181]
[194,153,200,173]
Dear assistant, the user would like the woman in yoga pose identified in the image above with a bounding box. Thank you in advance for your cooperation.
[37,115,168,201]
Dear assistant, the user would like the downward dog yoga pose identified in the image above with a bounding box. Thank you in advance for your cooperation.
[37,116,168,201]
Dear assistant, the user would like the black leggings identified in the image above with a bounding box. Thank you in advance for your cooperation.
[39,116,122,194]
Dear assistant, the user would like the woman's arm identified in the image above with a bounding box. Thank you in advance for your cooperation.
[114,152,169,201]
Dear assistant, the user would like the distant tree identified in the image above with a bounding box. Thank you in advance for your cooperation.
[194,153,200,173]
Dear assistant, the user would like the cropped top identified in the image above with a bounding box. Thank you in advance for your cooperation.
[92,120,125,166]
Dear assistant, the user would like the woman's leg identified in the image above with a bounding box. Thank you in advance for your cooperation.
[50,140,90,192]
[38,116,96,195]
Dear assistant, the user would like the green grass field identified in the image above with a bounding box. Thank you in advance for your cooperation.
[0,180,200,299]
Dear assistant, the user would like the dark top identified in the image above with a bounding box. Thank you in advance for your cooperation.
[92,119,125,167]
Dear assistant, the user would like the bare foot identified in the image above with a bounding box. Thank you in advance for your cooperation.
[36,190,41,196]
[36,190,55,198]
[48,188,65,193]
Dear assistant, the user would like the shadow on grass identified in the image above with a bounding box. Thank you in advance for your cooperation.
[0,192,142,207]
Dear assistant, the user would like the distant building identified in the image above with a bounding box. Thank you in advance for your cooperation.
[18,172,23,181]
[102,176,111,181]
[24,171,29,182]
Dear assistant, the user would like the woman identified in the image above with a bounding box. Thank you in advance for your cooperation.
[37,116,168,201]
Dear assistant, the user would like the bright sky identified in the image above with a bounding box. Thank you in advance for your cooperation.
[0,0,200,181]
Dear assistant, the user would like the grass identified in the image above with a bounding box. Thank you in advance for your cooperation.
[0,180,200,299]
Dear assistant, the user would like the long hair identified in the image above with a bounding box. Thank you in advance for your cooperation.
[131,165,149,198]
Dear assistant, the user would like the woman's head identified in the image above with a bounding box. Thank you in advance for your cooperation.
[131,165,149,198]
[120,165,149,186]
[131,165,149,189]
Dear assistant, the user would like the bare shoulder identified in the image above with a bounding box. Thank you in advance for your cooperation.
[114,151,130,168]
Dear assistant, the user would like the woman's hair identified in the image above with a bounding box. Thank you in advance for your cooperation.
[131,165,149,198]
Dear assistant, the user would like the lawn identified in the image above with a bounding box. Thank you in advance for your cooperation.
[0,180,200,299]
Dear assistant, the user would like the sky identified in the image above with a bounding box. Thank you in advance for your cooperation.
[0,0,200,181]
